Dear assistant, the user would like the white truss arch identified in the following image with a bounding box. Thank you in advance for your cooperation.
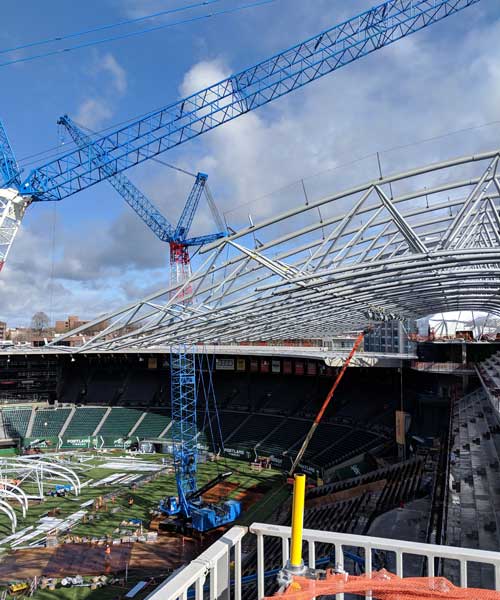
[12,148,500,351]
[0,487,27,517]
[0,458,81,499]
[0,498,17,533]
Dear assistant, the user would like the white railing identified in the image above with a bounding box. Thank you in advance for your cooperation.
[146,523,500,600]
[251,523,500,598]
[145,525,245,600]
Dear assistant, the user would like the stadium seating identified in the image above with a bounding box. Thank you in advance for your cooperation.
[447,389,500,547]
[83,368,125,405]
[1,408,32,438]
[132,411,171,438]
[226,414,283,451]
[214,411,251,445]
[241,456,425,600]
[59,374,86,404]
[98,407,143,436]
[258,418,311,455]
[31,408,71,437]
[63,407,107,437]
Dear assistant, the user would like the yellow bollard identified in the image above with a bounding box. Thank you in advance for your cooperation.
[290,473,306,569]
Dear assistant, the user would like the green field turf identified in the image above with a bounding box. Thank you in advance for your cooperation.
[0,452,284,542]
[0,452,287,599]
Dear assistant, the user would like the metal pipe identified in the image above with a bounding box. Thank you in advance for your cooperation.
[290,474,306,569]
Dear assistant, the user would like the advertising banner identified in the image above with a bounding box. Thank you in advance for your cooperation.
[216,358,235,371]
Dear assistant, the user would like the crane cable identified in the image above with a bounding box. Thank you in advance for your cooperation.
[0,0,278,69]
[0,0,224,56]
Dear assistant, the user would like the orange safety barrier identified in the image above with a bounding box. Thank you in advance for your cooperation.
[267,569,500,600]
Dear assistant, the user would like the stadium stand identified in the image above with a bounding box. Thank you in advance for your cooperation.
[97,407,143,436]
[120,369,163,406]
[444,386,500,588]
[1,407,32,438]
[226,414,283,451]
[132,411,171,438]
[83,368,126,405]
[63,406,107,437]
[211,411,250,445]
[31,408,71,437]
[258,417,311,456]
[241,456,425,599]
[2,408,32,438]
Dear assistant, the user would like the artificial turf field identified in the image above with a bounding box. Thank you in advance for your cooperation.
[0,453,283,540]
[0,451,287,599]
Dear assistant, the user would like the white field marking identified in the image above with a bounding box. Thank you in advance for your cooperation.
[101,461,162,472]
[89,473,126,487]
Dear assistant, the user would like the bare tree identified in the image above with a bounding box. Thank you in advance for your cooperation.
[31,312,49,335]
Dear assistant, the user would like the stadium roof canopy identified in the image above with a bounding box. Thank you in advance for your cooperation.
[39,149,500,351]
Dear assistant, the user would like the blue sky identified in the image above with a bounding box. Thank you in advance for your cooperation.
[0,0,499,326]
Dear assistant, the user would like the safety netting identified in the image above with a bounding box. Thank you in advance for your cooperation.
[266,569,500,599]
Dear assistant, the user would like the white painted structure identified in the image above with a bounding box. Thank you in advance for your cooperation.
[146,523,500,600]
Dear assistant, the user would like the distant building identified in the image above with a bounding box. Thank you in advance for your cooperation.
[55,315,87,333]
[364,320,417,354]
[8,327,32,343]
[325,335,363,351]
[54,315,107,336]
[0,322,6,340]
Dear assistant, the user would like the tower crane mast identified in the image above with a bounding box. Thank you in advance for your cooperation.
[0,121,28,272]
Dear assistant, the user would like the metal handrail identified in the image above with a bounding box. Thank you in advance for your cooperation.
[144,522,500,600]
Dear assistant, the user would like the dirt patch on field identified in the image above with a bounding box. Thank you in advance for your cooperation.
[202,480,270,510]
[0,534,209,582]
[0,544,132,581]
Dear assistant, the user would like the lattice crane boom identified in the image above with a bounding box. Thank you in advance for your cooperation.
[17,0,479,203]
[57,115,174,242]
[0,0,480,272]
[59,117,224,289]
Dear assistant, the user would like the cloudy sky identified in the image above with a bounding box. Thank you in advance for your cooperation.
[0,0,499,326]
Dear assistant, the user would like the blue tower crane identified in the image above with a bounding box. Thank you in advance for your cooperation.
[160,350,241,531]
[58,116,225,293]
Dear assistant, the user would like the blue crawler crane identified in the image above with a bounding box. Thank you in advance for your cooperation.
[159,351,241,532]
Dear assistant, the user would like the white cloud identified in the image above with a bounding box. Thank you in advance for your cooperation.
[101,53,127,95]
[180,60,229,97]
[73,53,128,129]
[3,2,500,325]
[74,98,113,131]
[171,11,500,233]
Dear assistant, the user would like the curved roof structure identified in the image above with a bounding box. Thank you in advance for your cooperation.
[46,148,500,351]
